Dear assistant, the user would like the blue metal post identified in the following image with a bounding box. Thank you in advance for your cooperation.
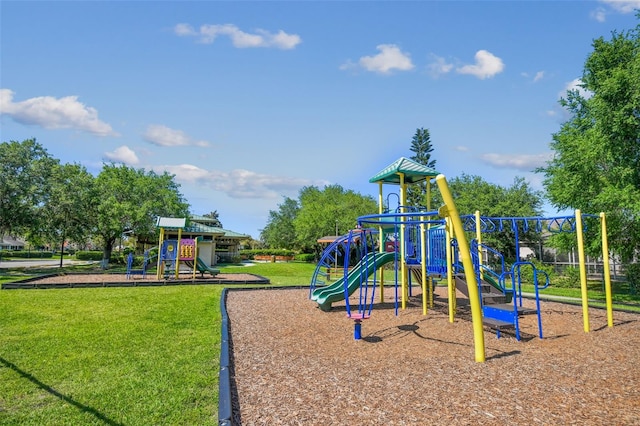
[354,319,362,340]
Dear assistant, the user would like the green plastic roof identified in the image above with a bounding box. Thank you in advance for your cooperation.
[369,157,440,185]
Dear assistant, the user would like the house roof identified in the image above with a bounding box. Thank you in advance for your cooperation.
[0,237,25,248]
[369,157,440,185]
[157,216,249,239]
[186,222,248,238]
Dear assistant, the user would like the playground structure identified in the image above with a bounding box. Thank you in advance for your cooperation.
[126,250,150,279]
[155,217,220,280]
[309,157,614,362]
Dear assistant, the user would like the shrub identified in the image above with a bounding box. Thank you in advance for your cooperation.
[516,259,556,286]
[76,251,105,261]
[240,249,296,258]
[295,253,315,262]
[554,266,581,288]
[626,263,640,295]
[6,251,54,259]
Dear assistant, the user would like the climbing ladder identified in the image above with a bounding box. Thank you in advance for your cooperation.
[465,241,549,340]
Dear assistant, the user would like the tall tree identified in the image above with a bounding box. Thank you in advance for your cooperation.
[409,128,436,169]
[407,128,437,208]
[0,139,57,237]
[94,163,189,263]
[538,14,640,261]
[260,197,299,249]
[40,163,96,266]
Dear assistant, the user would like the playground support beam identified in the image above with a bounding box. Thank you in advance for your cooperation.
[378,182,385,303]
[156,226,165,280]
[175,227,183,279]
[436,174,486,363]
[399,172,408,310]
[575,210,590,333]
[475,211,483,280]
[600,212,613,327]
[445,217,455,323]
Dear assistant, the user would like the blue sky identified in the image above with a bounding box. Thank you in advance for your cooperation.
[2,1,639,239]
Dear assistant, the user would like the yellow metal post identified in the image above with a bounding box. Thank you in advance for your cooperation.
[399,172,407,309]
[436,174,485,362]
[575,210,590,333]
[378,182,385,302]
[600,212,613,327]
[475,210,483,280]
[156,227,164,280]
[175,228,183,279]
[445,216,455,322]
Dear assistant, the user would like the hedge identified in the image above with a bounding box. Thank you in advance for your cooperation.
[1,251,54,259]
[75,251,105,261]
[627,263,640,295]
[240,249,296,258]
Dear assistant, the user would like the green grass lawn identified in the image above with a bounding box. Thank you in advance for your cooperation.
[1,260,638,424]
[1,285,223,425]
[0,261,316,425]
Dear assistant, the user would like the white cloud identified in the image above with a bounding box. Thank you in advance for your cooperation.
[591,7,608,22]
[426,54,454,78]
[174,23,196,37]
[160,164,211,182]
[0,89,117,136]
[355,44,415,74]
[103,145,139,165]
[533,71,545,82]
[156,164,328,200]
[456,50,505,79]
[600,0,640,14]
[479,153,552,171]
[143,124,209,147]
[560,78,593,100]
[454,146,470,152]
[592,1,640,21]
[174,23,301,49]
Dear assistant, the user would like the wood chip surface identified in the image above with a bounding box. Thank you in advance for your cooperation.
[226,287,640,425]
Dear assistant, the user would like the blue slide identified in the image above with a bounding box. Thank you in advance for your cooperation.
[311,251,396,311]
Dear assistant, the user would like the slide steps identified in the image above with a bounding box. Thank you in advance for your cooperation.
[455,274,539,339]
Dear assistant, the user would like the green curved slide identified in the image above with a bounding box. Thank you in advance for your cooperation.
[185,257,220,276]
[311,251,396,312]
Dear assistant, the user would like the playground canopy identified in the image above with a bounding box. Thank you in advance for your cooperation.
[156,217,186,229]
[368,157,440,185]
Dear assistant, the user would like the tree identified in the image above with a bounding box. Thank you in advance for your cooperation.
[433,174,544,261]
[260,197,299,249]
[94,163,190,263]
[538,14,640,261]
[294,185,378,253]
[40,163,97,266]
[203,211,223,228]
[407,128,437,208]
[0,139,57,238]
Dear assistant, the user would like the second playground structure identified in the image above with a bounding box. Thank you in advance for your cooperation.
[309,157,614,362]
